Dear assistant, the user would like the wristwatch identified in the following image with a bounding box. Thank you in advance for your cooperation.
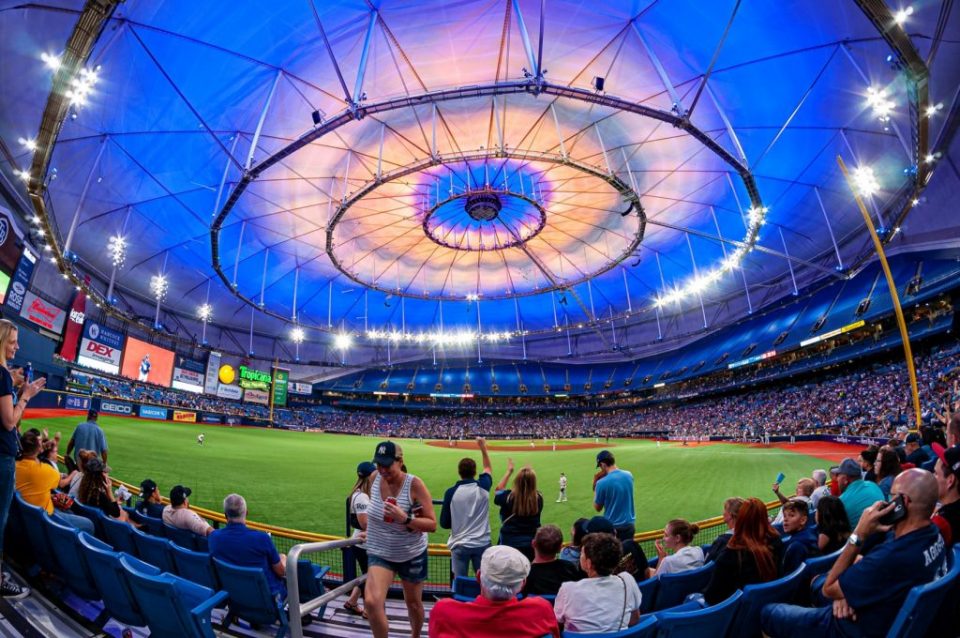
[847,533,862,547]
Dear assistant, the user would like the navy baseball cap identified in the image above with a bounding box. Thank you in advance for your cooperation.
[170,485,192,506]
[596,450,614,467]
[140,478,157,498]
[357,461,377,477]
[579,516,616,536]
[838,458,861,477]
[905,433,921,444]
[373,441,399,466]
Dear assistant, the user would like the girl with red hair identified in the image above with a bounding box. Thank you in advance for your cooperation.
[703,497,783,604]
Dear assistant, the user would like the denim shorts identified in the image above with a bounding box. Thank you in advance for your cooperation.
[367,548,429,584]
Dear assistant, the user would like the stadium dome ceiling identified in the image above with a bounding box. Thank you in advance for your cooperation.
[2,0,958,365]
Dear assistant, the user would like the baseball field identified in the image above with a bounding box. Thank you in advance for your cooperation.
[25,412,854,544]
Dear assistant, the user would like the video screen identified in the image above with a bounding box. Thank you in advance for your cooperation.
[120,337,175,387]
[0,270,10,305]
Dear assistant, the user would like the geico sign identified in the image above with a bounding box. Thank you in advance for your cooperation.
[86,341,115,358]
[101,401,131,414]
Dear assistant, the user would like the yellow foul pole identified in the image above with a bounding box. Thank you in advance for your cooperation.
[836,156,922,430]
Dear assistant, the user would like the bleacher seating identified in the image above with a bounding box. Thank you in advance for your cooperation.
[653,561,716,610]
[212,556,289,638]
[656,589,742,638]
[120,555,227,638]
[725,564,806,638]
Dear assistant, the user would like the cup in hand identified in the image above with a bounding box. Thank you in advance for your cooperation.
[384,496,398,522]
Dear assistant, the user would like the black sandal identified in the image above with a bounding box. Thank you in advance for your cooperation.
[343,601,364,616]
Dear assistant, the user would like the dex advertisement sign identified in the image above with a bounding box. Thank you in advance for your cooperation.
[77,322,125,374]
[19,291,66,334]
[4,247,36,313]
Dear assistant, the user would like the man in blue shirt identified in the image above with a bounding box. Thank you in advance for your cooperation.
[65,409,108,465]
[440,438,493,578]
[762,469,948,638]
[836,457,884,529]
[592,450,635,541]
[209,493,286,595]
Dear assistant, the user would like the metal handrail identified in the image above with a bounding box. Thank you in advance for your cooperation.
[287,537,365,638]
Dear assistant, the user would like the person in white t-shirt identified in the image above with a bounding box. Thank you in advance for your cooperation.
[343,461,375,618]
[557,473,568,503]
[555,533,642,633]
[650,519,704,578]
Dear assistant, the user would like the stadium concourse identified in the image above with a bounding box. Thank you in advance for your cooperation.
[3,0,960,637]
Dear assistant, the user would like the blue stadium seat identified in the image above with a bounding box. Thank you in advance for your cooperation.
[725,564,805,638]
[170,543,219,591]
[101,514,138,555]
[138,512,166,536]
[212,556,288,638]
[295,560,331,617]
[78,532,152,630]
[886,547,959,638]
[636,576,659,613]
[803,547,843,583]
[453,575,481,602]
[121,555,228,638]
[17,492,59,573]
[655,561,716,610]
[164,523,205,551]
[71,501,108,539]
[43,516,107,607]
[131,527,177,572]
[656,590,743,638]
[561,614,658,637]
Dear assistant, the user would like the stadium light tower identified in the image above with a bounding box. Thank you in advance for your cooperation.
[291,325,305,361]
[334,332,352,365]
[197,303,213,344]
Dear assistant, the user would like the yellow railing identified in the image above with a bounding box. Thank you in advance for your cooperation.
[106,472,780,554]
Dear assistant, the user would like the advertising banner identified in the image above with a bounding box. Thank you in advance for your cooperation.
[59,286,88,362]
[203,351,221,395]
[172,356,205,393]
[288,381,313,395]
[138,405,169,420]
[120,337,175,387]
[4,246,36,312]
[243,388,269,405]
[100,400,133,415]
[238,365,272,390]
[201,413,223,424]
[0,206,25,274]
[216,383,243,400]
[77,322,125,374]
[173,410,197,423]
[64,394,91,411]
[272,368,289,407]
[19,291,66,334]
[225,415,242,425]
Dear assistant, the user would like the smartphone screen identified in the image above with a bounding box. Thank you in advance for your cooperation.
[878,494,906,526]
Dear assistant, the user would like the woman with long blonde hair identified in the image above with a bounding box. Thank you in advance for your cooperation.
[0,319,46,599]
[494,458,544,560]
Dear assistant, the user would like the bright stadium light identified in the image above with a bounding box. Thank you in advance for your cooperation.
[197,303,213,322]
[291,326,306,343]
[893,5,913,25]
[65,65,101,107]
[853,166,880,197]
[150,274,168,301]
[107,235,126,268]
[40,52,61,71]
[18,137,37,151]
[15,169,30,182]
[865,87,894,122]
[334,332,352,350]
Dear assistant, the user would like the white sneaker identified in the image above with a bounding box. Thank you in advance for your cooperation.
[0,579,30,600]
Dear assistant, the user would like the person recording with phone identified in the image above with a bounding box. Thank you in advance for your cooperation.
[761,468,948,638]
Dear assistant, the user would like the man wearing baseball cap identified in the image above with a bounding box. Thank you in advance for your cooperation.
[931,443,960,546]
[592,451,635,541]
[135,478,165,519]
[162,485,213,536]
[429,545,560,637]
[837,457,884,529]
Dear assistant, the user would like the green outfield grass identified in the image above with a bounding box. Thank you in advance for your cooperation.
[28,415,834,544]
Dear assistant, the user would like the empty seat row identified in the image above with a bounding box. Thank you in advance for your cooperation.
[13,492,331,638]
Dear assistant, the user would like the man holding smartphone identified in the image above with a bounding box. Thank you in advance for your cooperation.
[761,469,948,638]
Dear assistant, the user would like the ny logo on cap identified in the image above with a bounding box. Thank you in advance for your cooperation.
[378,445,386,455]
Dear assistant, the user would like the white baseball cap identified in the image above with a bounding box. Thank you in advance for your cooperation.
[480,545,530,585]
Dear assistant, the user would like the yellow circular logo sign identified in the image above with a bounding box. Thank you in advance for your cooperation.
[218,364,235,385]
